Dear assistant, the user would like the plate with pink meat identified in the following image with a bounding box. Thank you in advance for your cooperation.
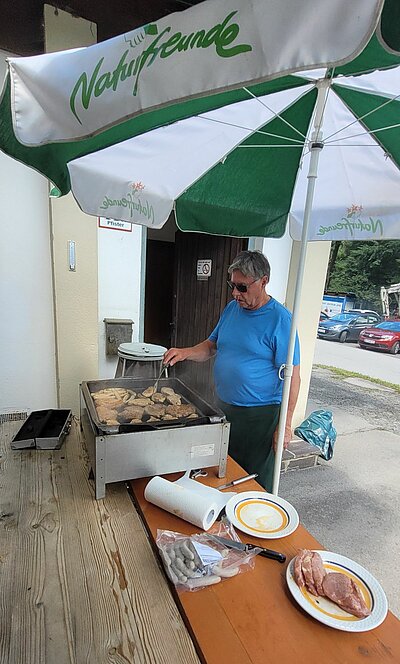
[286,549,388,632]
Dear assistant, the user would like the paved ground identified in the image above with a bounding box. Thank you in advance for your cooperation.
[280,366,400,619]
[314,338,400,384]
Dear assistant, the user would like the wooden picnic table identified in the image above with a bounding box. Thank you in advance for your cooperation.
[131,458,400,664]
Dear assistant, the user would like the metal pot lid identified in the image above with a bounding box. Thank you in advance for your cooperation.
[118,342,167,358]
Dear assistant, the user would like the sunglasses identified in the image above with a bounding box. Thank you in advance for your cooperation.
[227,278,259,293]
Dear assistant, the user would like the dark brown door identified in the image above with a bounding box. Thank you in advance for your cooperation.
[171,231,247,404]
[144,239,175,348]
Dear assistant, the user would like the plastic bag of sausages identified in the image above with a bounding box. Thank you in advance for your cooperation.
[156,520,258,592]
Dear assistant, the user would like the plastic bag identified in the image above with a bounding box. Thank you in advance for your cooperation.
[156,519,259,592]
[294,409,337,460]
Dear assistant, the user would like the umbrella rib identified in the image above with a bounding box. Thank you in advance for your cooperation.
[322,142,387,147]
[324,122,400,145]
[237,144,304,148]
[242,86,308,141]
[197,114,305,145]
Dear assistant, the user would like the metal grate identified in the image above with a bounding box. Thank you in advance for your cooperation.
[0,411,28,424]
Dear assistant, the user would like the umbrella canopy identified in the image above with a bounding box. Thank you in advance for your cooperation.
[62,36,400,241]
[0,0,396,199]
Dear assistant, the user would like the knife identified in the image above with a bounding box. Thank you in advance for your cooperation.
[208,535,286,563]
[216,473,258,490]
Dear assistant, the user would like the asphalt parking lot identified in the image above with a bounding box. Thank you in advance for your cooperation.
[280,364,400,618]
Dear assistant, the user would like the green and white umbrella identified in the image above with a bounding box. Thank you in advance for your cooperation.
[66,49,400,242]
[0,0,396,200]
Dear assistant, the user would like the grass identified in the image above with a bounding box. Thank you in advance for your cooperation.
[315,364,400,395]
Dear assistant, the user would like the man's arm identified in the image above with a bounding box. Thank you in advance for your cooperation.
[273,364,301,451]
[164,339,217,367]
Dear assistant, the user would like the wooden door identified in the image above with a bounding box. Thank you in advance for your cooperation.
[144,239,175,348]
[171,231,247,405]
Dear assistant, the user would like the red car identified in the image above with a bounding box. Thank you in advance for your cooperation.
[358,321,400,354]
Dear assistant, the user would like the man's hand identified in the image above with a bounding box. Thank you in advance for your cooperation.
[272,424,292,453]
[163,347,190,366]
[164,340,216,366]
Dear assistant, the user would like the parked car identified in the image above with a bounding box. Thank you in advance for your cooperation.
[347,308,382,317]
[320,311,330,321]
[317,311,381,343]
[359,321,400,354]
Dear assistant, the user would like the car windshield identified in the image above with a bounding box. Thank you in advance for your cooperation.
[375,322,400,332]
[329,314,357,322]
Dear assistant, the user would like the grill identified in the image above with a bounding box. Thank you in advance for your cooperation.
[80,377,230,499]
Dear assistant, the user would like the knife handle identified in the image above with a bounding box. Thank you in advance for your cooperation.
[248,544,286,563]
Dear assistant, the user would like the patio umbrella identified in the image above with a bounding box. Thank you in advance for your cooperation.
[0,0,393,196]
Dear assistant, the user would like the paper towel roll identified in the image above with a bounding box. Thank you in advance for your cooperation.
[144,476,219,530]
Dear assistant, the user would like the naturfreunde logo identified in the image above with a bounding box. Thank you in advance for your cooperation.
[100,181,154,224]
[317,204,384,238]
[69,11,252,123]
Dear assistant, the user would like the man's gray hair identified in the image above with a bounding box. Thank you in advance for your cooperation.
[228,250,271,280]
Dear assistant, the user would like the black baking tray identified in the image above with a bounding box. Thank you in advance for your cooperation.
[11,409,72,450]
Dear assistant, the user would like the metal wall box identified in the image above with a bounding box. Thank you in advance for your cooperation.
[11,409,72,450]
[104,318,133,355]
[80,378,230,499]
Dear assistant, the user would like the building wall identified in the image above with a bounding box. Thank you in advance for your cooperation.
[45,6,99,414]
[286,240,331,425]
[98,219,144,378]
[0,51,57,414]
[252,231,331,428]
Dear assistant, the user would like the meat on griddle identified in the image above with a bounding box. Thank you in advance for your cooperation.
[165,404,196,419]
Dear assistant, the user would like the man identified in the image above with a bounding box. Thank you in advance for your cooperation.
[164,250,300,492]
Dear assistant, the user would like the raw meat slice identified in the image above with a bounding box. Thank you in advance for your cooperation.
[293,550,307,588]
[311,551,326,595]
[322,573,371,618]
[301,550,319,596]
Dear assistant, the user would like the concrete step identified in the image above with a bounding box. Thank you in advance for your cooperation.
[281,435,320,473]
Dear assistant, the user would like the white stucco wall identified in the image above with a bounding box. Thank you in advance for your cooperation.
[45,6,99,414]
[250,231,330,427]
[98,220,144,378]
[287,240,331,425]
[0,53,57,413]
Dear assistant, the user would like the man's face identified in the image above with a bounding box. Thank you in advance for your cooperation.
[229,269,268,310]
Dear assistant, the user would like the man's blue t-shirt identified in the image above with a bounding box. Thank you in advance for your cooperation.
[209,298,300,407]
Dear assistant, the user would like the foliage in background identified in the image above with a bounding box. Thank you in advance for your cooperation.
[326,240,400,311]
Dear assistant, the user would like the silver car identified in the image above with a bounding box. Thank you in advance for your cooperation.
[317,312,381,343]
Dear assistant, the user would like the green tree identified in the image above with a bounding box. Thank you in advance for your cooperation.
[327,240,400,311]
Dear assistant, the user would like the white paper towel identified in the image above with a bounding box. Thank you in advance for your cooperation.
[144,475,219,530]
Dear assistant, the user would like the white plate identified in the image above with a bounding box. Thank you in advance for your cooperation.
[225,491,299,539]
[286,550,388,632]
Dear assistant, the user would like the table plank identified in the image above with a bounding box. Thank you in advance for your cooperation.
[131,460,400,664]
[0,419,199,664]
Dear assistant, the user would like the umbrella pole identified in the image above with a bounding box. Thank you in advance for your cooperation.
[272,81,329,495]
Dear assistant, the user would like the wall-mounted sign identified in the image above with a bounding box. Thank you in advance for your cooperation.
[197,259,212,281]
[98,217,132,232]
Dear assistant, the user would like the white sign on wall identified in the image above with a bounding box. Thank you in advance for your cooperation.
[98,217,132,232]
[197,259,212,281]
